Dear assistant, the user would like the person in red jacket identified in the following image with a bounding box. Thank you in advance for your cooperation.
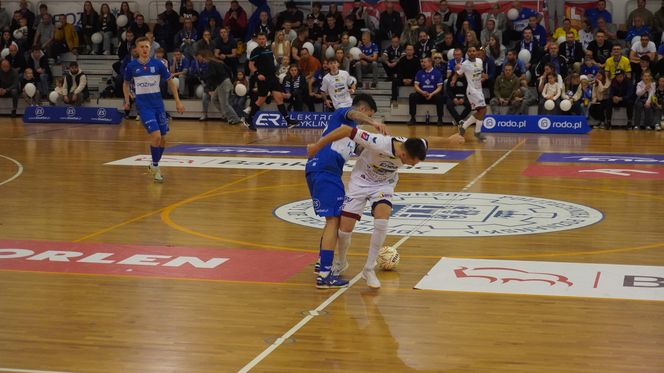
[223,0,247,40]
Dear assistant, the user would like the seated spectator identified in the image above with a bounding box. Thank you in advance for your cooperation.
[560,31,584,73]
[625,15,651,44]
[605,45,632,79]
[435,32,457,60]
[505,0,540,46]
[27,46,50,99]
[118,1,134,34]
[230,70,248,117]
[482,3,507,35]
[176,18,198,58]
[170,49,190,98]
[456,20,470,46]
[5,44,26,74]
[456,1,481,35]
[283,64,313,111]
[439,0,457,35]
[180,0,199,29]
[33,13,53,53]
[432,52,447,77]
[20,67,39,105]
[627,0,655,31]
[277,1,303,30]
[391,44,420,104]
[349,0,369,30]
[515,28,542,73]
[401,19,420,47]
[117,29,135,62]
[587,31,612,68]
[382,35,404,81]
[298,47,321,85]
[253,11,274,42]
[277,55,290,78]
[153,15,172,53]
[194,29,214,56]
[98,4,116,55]
[634,70,656,129]
[0,3,9,32]
[562,73,584,115]
[630,33,656,77]
[308,2,325,29]
[187,50,207,98]
[487,35,506,68]
[409,56,444,125]
[224,1,247,40]
[80,1,99,54]
[290,27,310,63]
[333,48,350,72]
[198,0,222,35]
[464,30,481,51]
[446,74,471,125]
[17,0,35,30]
[322,15,341,50]
[145,32,161,58]
[416,30,434,59]
[504,49,527,77]
[378,0,403,44]
[0,59,18,116]
[51,15,78,59]
[579,20,594,50]
[309,59,329,109]
[536,43,568,80]
[607,69,634,128]
[447,48,465,79]
[354,32,379,88]
[589,71,611,128]
[0,30,15,51]
[62,61,88,106]
[553,18,579,41]
[428,12,444,40]
[585,0,612,29]
[305,14,323,48]
[651,75,664,130]
[525,16,546,47]
[580,50,600,80]
[541,72,562,114]
[432,23,446,47]
[326,3,344,29]
[342,16,362,41]
[479,47,496,94]
[595,17,617,43]
[490,64,522,114]
[214,27,238,73]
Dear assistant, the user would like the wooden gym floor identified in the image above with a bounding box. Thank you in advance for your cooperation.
[0,117,663,373]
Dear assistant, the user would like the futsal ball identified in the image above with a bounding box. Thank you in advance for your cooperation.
[23,83,36,98]
[560,99,572,112]
[517,49,531,64]
[325,45,335,59]
[116,14,128,27]
[507,8,519,21]
[48,91,59,104]
[235,83,247,97]
[544,99,555,111]
[376,246,400,271]
[557,36,566,45]
[195,84,204,98]
[349,47,361,60]
[91,32,103,44]
[303,41,314,55]
[348,36,358,47]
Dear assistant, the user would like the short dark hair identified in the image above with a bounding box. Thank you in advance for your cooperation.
[69,61,78,68]
[352,93,377,112]
[403,138,428,161]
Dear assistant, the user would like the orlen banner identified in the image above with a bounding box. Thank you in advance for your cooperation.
[482,115,591,134]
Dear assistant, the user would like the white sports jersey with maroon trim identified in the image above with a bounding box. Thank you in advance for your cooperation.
[348,128,406,188]
[457,58,485,109]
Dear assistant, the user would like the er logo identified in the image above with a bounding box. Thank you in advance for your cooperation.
[255,113,283,127]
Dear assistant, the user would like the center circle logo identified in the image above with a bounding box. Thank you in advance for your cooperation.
[483,117,496,129]
[538,117,552,130]
[66,106,76,117]
[97,108,106,118]
[274,192,603,237]
[35,106,44,117]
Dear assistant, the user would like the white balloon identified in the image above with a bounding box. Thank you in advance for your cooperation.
[49,91,59,104]
[348,76,357,87]
[325,45,335,59]
[579,74,589,81]
[525,70,532,83]
[91,32,103,44]
[12,29,24,40]
[246,40,258,56]
[302,42,314,55]
[23,83,36,98]
[557,36,566,45]
[1,48,9,58]
[349,47,362,60]
[544,99,555,111]
[121,31,127,41]
[507,8,519,21]
[195,84,204,98]
[171,77,180,89]
[560,99,572,111]
[349,36,358,47]
[235,83,247,97]
[447,48,454,60]
[116,15,128,28]
[518,49,531,64]
[288,29,297,40]
[632,36,641,46]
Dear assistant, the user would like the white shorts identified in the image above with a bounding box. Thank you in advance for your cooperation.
[341,186,395,220]
[467,88,486,110]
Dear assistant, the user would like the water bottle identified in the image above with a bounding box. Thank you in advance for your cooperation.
[425,111,430,125]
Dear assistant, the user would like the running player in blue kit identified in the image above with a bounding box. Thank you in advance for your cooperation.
[305,93,387,288]
[123,36,185,183]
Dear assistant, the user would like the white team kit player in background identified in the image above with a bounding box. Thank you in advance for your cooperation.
[306,125,464,288]
[452,46,487,141]
[320,57,356,109]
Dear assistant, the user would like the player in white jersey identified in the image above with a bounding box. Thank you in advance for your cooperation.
[452,46,487,141]
[306,126,464,288]
[320,57,356,109]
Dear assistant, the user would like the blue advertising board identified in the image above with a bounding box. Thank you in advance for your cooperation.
[23,106,123,124]
[253,111,329,129]
[482,115,590,134]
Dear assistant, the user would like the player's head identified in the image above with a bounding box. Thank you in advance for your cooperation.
[256,32,267,47]
[467,46,477,60]
[352,93,378,116]
[398,138,428,166]
[327,57,339,73]
[135,36,150,59]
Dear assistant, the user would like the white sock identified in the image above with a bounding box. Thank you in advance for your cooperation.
[336,230,352,264]
[462,115,477,129]
[475,119,483,133]
[366,219,388,269]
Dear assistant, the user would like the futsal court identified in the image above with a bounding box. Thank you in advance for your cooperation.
[0,118,663,373]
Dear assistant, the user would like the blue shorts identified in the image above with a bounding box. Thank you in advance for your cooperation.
[139,108,169,135]
[306,172,345,217]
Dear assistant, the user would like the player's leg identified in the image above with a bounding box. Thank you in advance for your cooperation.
[271,88,299,128]
[142,109,166,182]
[473,106,487,140]
[363,200,393,289]
[334,190,366,275]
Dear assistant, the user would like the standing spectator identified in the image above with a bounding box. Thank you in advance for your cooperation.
[607,69,634,128]
[561,31,584,73]
[180,1,199,29]
[409,57,444,125]
[176,18,198,58]
[170,49,189,98]
[198,0,222,35]
[355,32,379,88]
[605,45,632,79]
[439,0,457,35]
[587,31,612,67]
[33,13,53,52]
[342,16,362,41]
[579,20,595,50]
[627,0,655,31]
[27,46,50,99]
[290,27,310,63]
[62,61,88,106]
[51,15,78,60]
[322,15,341,50]
[589,70,611,128]
[379,0,403,44]
[391,44,420,104]
[456,1,481,35]
[118,2,134,34]
[80,1,100,54]
[382,35,404,81]
[490,64,522,114]
[633,71,656,129]
[349,0,367,30]
[585,0,612,29]
[200,49,244,124]
[277,1,304,30]
[98,4,116,55]
[0,1,9,31]
[446,74,471,125]
[0,59,18,116]
[224,1,247,40]
[130,14,150,38]
[17,0,34,30]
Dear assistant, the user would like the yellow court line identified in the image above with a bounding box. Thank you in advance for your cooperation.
[73,170,271,242]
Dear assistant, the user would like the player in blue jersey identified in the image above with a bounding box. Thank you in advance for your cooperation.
[123,36,185,183]
[305,93,387,289]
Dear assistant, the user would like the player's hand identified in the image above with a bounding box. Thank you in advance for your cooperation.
[63,95,69,103]
[448,133,465,145]
[306,143,320,158]
[373,122,388,135]
[176,100,185,114]
[123,101,130,111]
[258,74,266,81]
[455,63,461,71]
[325,99,333,108]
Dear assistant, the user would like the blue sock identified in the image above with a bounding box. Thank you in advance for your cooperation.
[157,146,165,162]
[319,248,334,277]
[150,146,160,166]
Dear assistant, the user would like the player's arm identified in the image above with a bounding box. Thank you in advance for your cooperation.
[306,124,354,157]
[346,109,388,135]
[122,80,131,111]
[164,65,185,114]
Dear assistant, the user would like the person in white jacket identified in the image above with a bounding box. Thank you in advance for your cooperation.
[634,71,656,130]
[541,73,562,114]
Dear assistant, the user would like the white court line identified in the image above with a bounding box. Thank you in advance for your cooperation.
[0,368,73,373]
[237,139,526,373]
[0,154,24,187]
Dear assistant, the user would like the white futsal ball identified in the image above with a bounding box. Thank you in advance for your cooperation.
[507,8,519,21]
[517,49,531,64]
[349,47,361,60]
[303,41,314,55]
[195,84,204,98]
[235,83,247,97]
[116,14,128,28]
[49,91,59,104]
[560,99,572,112]
[91,32,103,44]
[376,246,400,271]
[23,83,36,97]
[349,36,357,47]
[544,99,555,111]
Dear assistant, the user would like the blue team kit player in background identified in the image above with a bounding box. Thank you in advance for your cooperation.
[123,36,185,183]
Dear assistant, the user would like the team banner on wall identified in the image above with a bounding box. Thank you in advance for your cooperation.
[23,106,123,124]
[482,115,591,134]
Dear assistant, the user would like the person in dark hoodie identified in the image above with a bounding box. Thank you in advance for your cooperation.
[606,69,634,129]
[0,59,19,116]
[27,46,51,99]
[197,49,245,125]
